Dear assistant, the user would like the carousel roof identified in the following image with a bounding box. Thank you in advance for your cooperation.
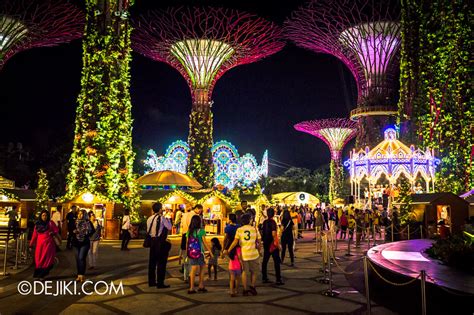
[366,128,412,159]
[138,170,203,189]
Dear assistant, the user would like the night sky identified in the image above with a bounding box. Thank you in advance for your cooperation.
[0,0,358,177]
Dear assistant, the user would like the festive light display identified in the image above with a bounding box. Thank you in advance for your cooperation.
[66,0,140,221]
[133,7,284,188]
[286,0,401,146]
[35,169,49,211]
[294,118,358,202]
[0,0,84,69]
[344,127,440,203]
[398,0,472,193]
[144,140,268,190]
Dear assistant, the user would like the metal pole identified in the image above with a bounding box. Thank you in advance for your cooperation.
[391,222,394,242]
[364,256,371,315]
[346,234,353,256]
[408,225,410,240]
[1,239,9,276]
[372,225,377,246]
[421,270,427,315]
[323,241,340,297]
[420,225,423,239]
[13,237,19,270]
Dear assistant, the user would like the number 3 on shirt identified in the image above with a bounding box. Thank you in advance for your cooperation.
[244,230,251,241]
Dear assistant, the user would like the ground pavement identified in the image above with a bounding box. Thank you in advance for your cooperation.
[0,232,397,315]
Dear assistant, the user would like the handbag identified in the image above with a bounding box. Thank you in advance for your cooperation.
[143,214,158,248]
[269,241,278,253]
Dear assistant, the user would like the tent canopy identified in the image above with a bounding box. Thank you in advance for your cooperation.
[272,192,320,206]
[138,170,202,189]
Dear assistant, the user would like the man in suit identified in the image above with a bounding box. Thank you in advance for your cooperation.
[147,202,172,288]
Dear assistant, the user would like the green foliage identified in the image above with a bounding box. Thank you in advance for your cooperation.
[329,160,344,203]
[188,107,214,188]
[66,0,140,221]
[35,169,49,211]
[398,0,473,193]
[426,234,474,274]
[264,166,330,201]
[397,176,414,225]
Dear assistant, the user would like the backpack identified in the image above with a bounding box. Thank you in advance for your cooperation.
[187,232,202,259]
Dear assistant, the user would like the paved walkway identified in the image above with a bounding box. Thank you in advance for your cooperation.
[0,233,397,315]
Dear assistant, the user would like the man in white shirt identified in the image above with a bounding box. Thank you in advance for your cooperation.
[147,202,172,289]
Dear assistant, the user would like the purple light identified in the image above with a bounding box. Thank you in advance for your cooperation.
[285,0,401,102]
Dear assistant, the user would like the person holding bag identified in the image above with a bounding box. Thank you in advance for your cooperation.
[147,202,172,288]
[280,210,295,266]
[73,209,95,282]
[261,208,283,285]
[29,210,60,279]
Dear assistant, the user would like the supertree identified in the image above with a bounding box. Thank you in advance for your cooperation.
[133,7,284,188]
[286,0,401,147]
[66,0,140,221]
[0,0,84,69]
[294,118,357,203]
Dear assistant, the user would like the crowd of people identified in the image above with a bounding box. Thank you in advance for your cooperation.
[21,197,470,295]
[28,205,103,281]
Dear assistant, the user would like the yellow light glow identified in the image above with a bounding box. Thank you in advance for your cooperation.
[171,39,234,88]
[82,192,94,203]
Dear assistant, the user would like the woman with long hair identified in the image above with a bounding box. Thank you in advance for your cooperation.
[280,210,295,266]
[29,209,59,279]
[88,211,102,269]
[186,215,213,294]
[73,209,94,281]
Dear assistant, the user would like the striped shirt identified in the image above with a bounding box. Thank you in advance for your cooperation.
[235,225,260,261]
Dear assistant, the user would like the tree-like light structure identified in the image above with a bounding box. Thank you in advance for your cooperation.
[66,0,139,221]
[133,7,284,188]
[286,0,401,147]
[294,118,357,202]
[0,0,84,69]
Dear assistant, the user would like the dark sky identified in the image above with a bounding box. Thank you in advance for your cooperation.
[0,0,358,177]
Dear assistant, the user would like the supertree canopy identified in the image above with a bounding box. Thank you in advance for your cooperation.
[294,118,357,202]
[286,0,401,147]
[0,0,84,69]
[66,0,139,221]
[133,7,284,188]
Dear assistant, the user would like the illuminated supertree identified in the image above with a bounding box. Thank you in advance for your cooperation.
[0,0,84,69]
[133,7,284,188]
[294,118,357,202]
[66,0,140,221]
[286,0,401,147]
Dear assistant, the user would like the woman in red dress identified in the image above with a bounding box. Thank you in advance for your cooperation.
[29,210,59,279]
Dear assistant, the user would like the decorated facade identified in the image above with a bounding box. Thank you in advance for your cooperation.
[345,127,440,203]
[144,140,268,190]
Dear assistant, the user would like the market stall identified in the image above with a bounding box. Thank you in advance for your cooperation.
[272,191,320,208]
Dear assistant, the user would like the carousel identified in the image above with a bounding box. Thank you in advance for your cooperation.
[344,127,440,205]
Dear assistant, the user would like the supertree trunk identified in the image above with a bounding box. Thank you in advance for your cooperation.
[67,0,139,219]
[188,91,214,188]
[329,158,344,203]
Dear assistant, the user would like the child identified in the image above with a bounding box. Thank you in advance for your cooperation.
[228,246,242,297]
[348,215,356,240]
[208,237,222,280]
